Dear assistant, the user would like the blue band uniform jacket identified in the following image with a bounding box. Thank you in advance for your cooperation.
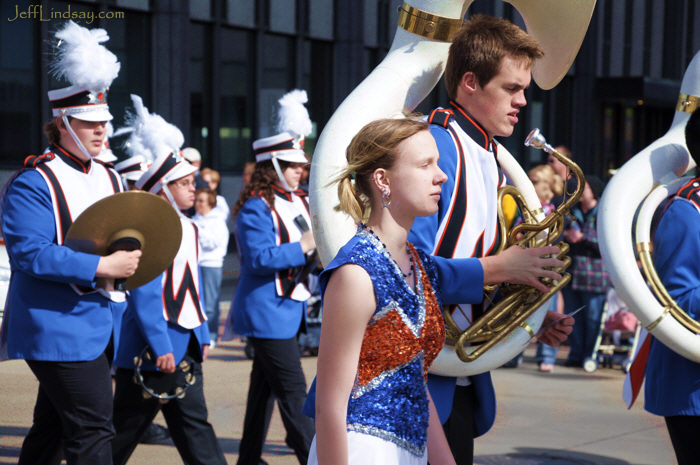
[232,187,312,340]
[1,145,126,361]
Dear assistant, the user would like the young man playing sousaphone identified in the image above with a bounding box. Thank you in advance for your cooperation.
[408,15,574,464]
[110,95,226,465]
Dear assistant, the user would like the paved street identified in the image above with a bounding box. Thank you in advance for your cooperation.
[0,328,676,465]
[0,257,677,464]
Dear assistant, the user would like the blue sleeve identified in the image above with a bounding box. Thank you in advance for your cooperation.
[236,197,307,275]
[430,255,484,305]
[128,275,173,356]
[409,125,459,252]
[2,170,99,287]
[197,266,211,343]
[653,199,700,319]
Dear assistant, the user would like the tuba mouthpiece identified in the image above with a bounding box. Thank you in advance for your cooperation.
[524,128,554,153]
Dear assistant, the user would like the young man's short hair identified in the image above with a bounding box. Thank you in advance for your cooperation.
[444,14,544,100]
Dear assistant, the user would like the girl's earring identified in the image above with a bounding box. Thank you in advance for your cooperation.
[382,189,391,208]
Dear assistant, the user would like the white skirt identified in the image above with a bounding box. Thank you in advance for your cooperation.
[307,431,427,465]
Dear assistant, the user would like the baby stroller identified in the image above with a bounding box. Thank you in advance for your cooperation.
[583,288,642,373]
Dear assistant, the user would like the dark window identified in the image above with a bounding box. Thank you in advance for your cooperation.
[190,22,213,165]
[259,34,294,137]
[219,28,252,171]
[102,10,151,160]
[269,0,296,34]
[0,2,39,167]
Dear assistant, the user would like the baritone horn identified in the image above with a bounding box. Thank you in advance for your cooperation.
[444,129,584,363]
[310,0,596,377]
[598,50,700,362]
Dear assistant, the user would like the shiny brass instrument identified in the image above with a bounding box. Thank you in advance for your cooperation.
[444,129,585,362]
[635,177,700,335]
[598,50,700,363]
[311,0,597,377]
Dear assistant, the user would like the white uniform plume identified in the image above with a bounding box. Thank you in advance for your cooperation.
[51,21,120,92]
[276,89,312,140]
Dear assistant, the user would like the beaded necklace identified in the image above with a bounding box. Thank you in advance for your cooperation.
[363,224,415,285]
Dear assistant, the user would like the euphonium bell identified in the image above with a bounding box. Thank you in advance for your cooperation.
[444,129,585,363]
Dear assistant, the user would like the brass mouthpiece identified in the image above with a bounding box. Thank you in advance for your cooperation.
[524,128,554,153]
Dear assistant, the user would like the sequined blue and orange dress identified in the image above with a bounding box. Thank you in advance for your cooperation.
[306,225,484,464]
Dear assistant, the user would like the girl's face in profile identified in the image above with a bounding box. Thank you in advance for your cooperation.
[384,130,447,218]
[279,162,306,190]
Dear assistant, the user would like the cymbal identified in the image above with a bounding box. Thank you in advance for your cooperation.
[65,191,182,290]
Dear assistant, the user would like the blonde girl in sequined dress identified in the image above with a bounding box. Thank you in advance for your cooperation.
[307,118,564,465]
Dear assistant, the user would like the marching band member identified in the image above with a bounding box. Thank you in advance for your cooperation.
[231,131,316,465]
[408,16,573,463]
[0,21,140,465]
[232,89,316,465]
[110,95,226,465]
[643,108,700,465]
[308,117,563,465]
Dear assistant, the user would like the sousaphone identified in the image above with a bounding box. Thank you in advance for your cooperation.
[309,0,596,376]
[598,50,700,362]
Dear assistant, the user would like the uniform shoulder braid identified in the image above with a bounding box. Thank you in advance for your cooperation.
[24,152,56,168]
[428,108,454,128]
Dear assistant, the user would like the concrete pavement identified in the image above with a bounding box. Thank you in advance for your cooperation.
[0,332,676,465]
[0,255,677,464]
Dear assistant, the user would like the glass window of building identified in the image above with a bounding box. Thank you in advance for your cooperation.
[226,0,256,27]
[0,2,39,167]
[301,39,333,157]
[219,28,252,172]
[259,34,294,137]
[269,0,296,34]
[190,0,212,20]
[190,23,213,165]
[308,0,333,40]
[116,0,149,11]
[102,10,151,161]
[364,0,379,47]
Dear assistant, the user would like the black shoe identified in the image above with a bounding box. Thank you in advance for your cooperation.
[140,423,171,444]
[564,359,582,367]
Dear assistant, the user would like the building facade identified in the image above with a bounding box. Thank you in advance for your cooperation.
[0,0,699,181]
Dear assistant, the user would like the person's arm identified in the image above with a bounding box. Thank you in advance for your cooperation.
[654,199,700,318]
[426,390,456,465]
[315,264,376,465]
[2,170,118,286]
[236,198,307,275]
[128,275,176,372]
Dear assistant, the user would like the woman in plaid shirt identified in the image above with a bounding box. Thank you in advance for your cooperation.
[563,175,610,367]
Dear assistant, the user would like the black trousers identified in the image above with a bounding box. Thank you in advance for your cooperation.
[112,358,226,465]
[19,353,114,465]
[665,415,700,465]
[441,384,477,465]
[237,336,314,465]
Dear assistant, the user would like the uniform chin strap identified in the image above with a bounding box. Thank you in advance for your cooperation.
[271,157,294,193]
[61,114,95,160]
[160,184,186,218]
